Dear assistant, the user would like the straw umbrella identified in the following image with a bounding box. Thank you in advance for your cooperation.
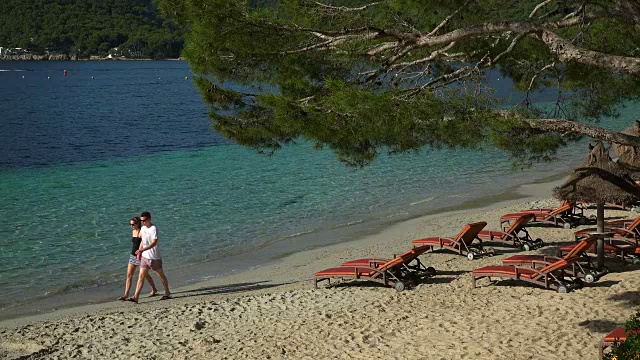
[616,121,640,180]
[613,120,640,157]
[554,141,640,269]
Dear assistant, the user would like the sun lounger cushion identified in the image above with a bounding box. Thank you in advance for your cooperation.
[477,230,506,240]
[315,267,376,277]
[502,255,549,264]
[412,237,456,246]
[341,258,389,267]
[559,243,636,255]
[472,265,538,278]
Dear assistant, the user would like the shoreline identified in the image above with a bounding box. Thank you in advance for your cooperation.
[2,173,639,359]
[0,172,568,329]
[0,56,184,61]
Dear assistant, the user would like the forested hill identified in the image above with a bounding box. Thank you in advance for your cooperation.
[0,0,183,58]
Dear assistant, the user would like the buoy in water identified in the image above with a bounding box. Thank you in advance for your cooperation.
[185,76,188,80]
[63,70,67,77]
[91,76,94,80]
[47,76,50,79]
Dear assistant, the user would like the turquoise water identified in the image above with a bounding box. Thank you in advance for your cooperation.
[0,61,638,315]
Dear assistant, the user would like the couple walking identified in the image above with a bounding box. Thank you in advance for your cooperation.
[118,211,171,303]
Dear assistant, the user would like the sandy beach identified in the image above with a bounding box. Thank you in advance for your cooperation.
[2,179,639,360]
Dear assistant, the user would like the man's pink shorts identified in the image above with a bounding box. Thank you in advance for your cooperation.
[140,257,163,271]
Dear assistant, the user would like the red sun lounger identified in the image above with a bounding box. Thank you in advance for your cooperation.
[477,213,543,250]
[599,327,640,359]
[471,254,584,293]
[501,235,605,283]
[558,238,639,263]
[412,222,494,260]
[500,201,585,229]
[340,250,436,283]
[314,245,434,291]
[574,215,640,242]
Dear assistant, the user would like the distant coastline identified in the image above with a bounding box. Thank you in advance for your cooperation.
[0,54,184,61]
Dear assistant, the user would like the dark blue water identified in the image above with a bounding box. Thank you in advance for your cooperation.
[0,61,221,169]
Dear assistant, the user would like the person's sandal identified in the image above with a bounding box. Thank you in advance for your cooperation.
[159,295,172,301]
[117,296,127,301]
[126,297,138,304]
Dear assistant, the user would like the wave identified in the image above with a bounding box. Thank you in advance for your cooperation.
[283,229,314,239]
[410,197,435,206]
[448,193,472,198]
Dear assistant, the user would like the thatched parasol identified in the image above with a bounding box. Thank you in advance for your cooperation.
[613,120,640,157]
[616,121,640,180]
[554,141,640,268]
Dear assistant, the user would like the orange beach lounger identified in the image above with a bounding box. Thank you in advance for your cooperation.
[500,201,585,229]
[477,213,543,250]
[314,245,434,291]
[599,328,640,359]
[501,235,605,283]
[412,221,495,260]
[472,254,585,293]
[574,215,640,242]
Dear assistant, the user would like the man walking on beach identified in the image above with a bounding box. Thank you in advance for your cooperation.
[130,211,171,303]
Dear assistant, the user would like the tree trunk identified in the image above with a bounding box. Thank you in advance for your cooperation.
[597,202,605,269]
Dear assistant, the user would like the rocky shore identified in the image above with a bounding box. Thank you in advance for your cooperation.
[0,54,76,61]
[0,54,183,61]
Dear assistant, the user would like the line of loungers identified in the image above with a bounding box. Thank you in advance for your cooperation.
[472,235,601,293]
[500,201,587,229]
[314,203,639,359]
[315,202,640,292]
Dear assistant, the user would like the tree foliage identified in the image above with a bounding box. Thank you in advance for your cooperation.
[160,0,640,166]
[604,310,640,360]
[0,0,184,58]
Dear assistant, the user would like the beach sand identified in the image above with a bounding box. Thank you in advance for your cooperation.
[2,179,639,359]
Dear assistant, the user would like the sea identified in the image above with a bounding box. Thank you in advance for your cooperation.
[0,61,636,319]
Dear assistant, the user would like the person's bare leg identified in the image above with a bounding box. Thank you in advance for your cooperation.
[154,268,170,296]
[145,273,157,296]
[132,267,149,302]
[122,263,136,299]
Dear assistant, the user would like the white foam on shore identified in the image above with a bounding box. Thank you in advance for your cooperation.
[410,197,435,206]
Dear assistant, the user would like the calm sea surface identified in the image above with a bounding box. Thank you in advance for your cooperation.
[0,61,636,316]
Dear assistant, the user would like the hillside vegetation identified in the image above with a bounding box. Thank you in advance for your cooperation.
[0,0,183,58]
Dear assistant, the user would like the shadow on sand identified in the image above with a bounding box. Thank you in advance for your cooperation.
[171,281,285,299]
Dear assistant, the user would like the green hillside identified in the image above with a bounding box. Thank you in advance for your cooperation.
[0,0,183,58]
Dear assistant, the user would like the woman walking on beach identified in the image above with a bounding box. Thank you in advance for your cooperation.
[117,216,157,301]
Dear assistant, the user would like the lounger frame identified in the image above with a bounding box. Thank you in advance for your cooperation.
[471,256,583,293]
[413,222,495,260]
[314,245,434,291]
[478,214,542,250]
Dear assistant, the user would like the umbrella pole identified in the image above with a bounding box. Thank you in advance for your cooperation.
[596,202,605,269]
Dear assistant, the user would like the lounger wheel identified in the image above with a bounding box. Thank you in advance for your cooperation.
[467,253,475,261]
[522,243,531,252]
[563,223,572,229]
[394,281,406,292]
[584,272,596,283]
[535,238,544,246]
[556,284,569,294]
[632,257,640,265]
[425,267,436,277]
